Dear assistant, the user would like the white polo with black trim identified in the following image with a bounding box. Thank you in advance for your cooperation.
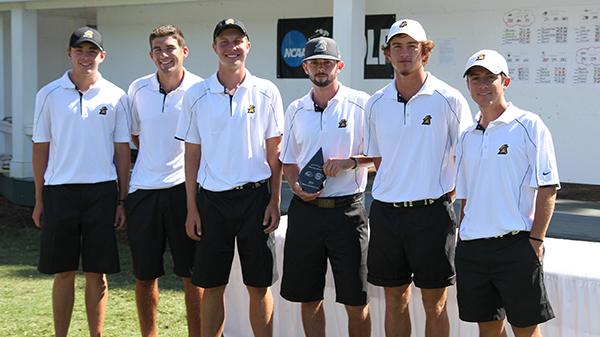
[175,71,284,192]
[280,84,369,197]
[32,71,130,185]
[455,103,560,240]
[365,73,472,202]
[128,70,202,193]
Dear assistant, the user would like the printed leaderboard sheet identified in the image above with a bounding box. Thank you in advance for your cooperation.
[501,6,600,85]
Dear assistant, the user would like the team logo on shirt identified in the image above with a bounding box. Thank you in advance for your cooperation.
[247,104,255,114]
[498,144,509,155]
[476,53,486,61]
[422,115,432,125]
[399,21,408,28]
[99,106,108,115]
[338,119,347,128]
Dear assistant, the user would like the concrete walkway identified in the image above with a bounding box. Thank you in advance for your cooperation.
[280,182,600,242]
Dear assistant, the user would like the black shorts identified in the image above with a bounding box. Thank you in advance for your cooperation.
[38,181,120,275]
[126,183,195,280]
[191,184,276,288]
[455,231,554,327]
[281,194,368,306]
[367,195,457,288]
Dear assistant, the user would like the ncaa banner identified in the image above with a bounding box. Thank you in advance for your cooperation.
[364,14,396,79]
[277,17,333,78]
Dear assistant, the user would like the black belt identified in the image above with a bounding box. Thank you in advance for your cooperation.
[486,230,524,240]
[461,230,527,242]
[231,179,268,191]
[377,194,449,208]
[300,193,363,209]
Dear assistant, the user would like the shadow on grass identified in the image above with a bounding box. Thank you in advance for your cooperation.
[1,225,191,292]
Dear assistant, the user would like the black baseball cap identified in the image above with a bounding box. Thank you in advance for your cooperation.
[303,37,340,62]
[69,26,103,51]
[213,18,249,40]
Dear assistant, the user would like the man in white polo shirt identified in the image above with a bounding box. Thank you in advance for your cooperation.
[32,26,130,337]
[455,49,558,337]
[176,18,283,337]
[280,36,371,337]
[126,25,203,337]
[364,19,472,337]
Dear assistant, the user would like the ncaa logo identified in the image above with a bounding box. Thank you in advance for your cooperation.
[281,30,307,67]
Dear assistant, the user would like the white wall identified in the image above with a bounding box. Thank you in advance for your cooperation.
[98,0,332,104]
[37,11,91,87]
[30,0,598,184]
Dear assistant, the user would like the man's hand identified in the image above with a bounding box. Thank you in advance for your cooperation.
[290,180,320,201]
[32,201,43,228]
[263,200,281,234]
[185,209,202,241]
[323,158,355,177]
[529,239,545,262]
[114,205,127,230]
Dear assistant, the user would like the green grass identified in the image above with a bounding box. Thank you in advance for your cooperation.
[0,225,191,336]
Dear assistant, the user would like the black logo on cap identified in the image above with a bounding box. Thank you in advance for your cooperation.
[400,21,408,27]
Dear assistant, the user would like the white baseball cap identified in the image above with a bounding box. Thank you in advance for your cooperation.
[386,19,427,44]
[463,49,509,77]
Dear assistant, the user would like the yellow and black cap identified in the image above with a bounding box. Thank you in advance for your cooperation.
[69,26,103,51]
[213,18,249,41]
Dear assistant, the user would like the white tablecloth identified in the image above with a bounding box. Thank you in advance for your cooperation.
[222,217,600,337]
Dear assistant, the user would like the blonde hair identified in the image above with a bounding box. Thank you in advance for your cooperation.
[381,38,436,65]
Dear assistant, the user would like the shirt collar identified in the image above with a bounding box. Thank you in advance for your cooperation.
[59,70,104,91]
[381,72,437,101]
[469,102,518,132]
[207,70,254,94]
[300,83,348,111]
[150,68,194,92]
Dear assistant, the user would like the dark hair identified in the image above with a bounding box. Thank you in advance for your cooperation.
[149,24,186,49]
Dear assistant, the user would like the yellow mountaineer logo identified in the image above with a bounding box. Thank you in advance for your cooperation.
[422,115,432,125]
[83,30,94,38]
[225,18,235,25]
[476,53,486,61]
[338,119,347,128]
[247,104,255,114]
[99,106,108,115]
[498,144,509,155]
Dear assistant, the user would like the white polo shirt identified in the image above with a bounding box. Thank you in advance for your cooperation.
[364,73,472,202]
[175,71,284,192]
[32,71,130,185]
[456,103,560,240]
[128,70,202,193]
[280,84,370,197]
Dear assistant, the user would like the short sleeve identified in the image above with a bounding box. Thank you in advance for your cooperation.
[449,93,473,149]
[527,119,560,187]
[175,88,201,144]
[32,88,53,143]
[127,84,141,136]
[114,93,131,143]
[265,86,284,139]
[455,131,468,199]
[364,96,381,157]
[279,104,300,164]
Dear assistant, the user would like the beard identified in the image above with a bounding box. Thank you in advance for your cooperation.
[309,74,334,88]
